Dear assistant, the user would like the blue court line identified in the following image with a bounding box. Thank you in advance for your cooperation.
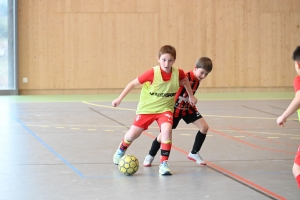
[13,116,85,178]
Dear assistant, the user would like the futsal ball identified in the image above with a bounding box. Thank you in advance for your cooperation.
[118,154,139,176]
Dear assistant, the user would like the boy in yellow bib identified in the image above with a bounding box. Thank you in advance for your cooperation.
[112,45,197,175]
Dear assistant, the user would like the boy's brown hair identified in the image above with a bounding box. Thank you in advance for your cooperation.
[158,45,176,59]
[195,57,213,73]
[292,46,300,62]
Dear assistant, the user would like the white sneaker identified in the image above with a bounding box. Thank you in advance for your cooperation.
[143,155,154,167]
[188,152,206,165]
[159,161,172,175]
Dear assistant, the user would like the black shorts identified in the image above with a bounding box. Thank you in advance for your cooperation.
[172,109,203,129]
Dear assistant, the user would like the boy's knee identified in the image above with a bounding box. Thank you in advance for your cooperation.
[292,163,300,177]
[200,124,209,134]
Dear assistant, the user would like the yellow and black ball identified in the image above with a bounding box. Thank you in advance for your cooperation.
[118,154,139,176]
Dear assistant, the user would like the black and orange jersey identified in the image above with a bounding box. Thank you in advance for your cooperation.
[174,71,199,117]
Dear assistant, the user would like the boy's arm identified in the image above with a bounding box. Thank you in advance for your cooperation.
[112,78,141,107]
[179,76,188,86]
[277,90,300,126]
[181,76,197,106]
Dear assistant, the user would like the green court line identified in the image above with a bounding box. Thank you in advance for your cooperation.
[0,94,126,103]
[0,92,294,103]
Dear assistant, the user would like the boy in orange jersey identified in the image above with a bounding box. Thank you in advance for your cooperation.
[112,45,197,175]
[277,46,300,189]
[143,57,213,167]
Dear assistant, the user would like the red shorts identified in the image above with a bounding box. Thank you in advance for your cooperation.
[295,145,300,166]
[133,111,173,130]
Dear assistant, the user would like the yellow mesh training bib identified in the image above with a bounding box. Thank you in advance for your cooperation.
[136,66,179,114]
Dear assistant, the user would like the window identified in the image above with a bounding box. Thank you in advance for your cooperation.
[0,0,17,95]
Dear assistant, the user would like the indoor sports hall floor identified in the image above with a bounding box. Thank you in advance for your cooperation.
[0,92,299,200]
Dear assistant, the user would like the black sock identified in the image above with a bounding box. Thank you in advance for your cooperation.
[149,137,161,157]
[191,131,206,154]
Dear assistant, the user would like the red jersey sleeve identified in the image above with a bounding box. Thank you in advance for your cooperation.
[294,76,300,92]
[178,69,186,80]
[138,69,154,84]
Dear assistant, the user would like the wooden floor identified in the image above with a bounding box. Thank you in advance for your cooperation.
[0,93,299,200]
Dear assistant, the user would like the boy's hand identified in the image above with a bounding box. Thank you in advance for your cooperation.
[276,116,286,127]
[189,95,197,106]
[112,98,122,107]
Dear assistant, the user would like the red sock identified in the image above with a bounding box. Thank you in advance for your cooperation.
[296,175,300,189]
[160,143,172,163]
[119,139,131,151]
